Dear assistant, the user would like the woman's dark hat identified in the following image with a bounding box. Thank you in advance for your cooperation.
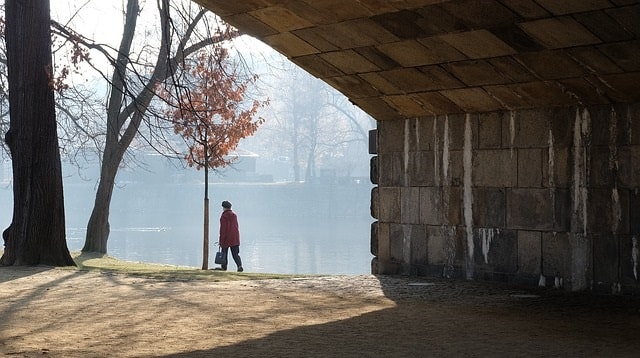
[221,200,232,209]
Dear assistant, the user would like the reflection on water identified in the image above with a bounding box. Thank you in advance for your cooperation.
[61,182,374,275]
[67,215,372,274]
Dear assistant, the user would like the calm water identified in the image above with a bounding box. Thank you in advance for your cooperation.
[2,181,373,275]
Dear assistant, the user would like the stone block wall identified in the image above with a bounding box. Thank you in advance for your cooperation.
[370,103,640,293]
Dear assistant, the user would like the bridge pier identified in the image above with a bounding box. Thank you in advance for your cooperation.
[371,103,640,293]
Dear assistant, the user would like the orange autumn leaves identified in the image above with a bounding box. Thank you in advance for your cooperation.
[160,47,268,170]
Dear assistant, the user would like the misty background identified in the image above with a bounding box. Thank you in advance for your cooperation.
[0,3,376,274]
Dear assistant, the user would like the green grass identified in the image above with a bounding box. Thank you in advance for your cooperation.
[68,251,301,282]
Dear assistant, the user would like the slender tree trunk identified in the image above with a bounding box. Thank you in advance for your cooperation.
[202,142,210,270]
[82,151,119,253]
[1,0,74,266]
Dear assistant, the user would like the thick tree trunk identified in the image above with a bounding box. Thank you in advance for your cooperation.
[1,0,75,266]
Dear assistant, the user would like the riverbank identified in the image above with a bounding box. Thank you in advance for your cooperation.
[1,261,640,357]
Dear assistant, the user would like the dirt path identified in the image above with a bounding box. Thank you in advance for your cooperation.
[0,266,639,357]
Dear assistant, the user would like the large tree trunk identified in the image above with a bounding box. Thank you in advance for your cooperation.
[1,0,75,266]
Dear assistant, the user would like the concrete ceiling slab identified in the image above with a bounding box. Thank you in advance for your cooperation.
[194,0,640,120]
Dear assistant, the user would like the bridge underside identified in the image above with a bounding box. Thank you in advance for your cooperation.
[196,0,640,293]
[196,0,640,118]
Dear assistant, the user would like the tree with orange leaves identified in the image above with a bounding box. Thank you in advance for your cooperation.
[161,46,267,270]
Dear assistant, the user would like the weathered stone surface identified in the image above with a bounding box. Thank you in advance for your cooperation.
[377,153,401,186]
[517,230,542,276]
[507,188,553,230]
[517,148,543,188]
[389,223,405,262]
[473,228,517,273]
[473,149,517,187]
[199,0,640,291]
[473,188,506,227]
[553,189,571,232]
[370,156,378,185]
[477,112,503,149]
[409,224,428,266]
[542,232,571,279]
[370,221,379,256]
[401,187,421,224]
[593,233,620,284]
[420,187,443,225]
[371,186,379,219]
[378,187,401,223]
[408,151,436,187]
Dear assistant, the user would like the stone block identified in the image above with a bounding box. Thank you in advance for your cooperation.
[378,187,401,223]
[473,149,517,187]
[438,29,517,59]
[355,46,401,71]
[427,225,463,270]
[534,0,611,15]
[544,147,570,188]
[380,68,444,92]
[264,33,319,57]
[378,152,403,186]
[291,54,342,78]
[351,97,400,121]
[554,189,571,232]
[621,235,640,285]
[589,147,614,187]
[516,51,586,80]
[448,150,464,186]
[409,151,436,187]
[478,112,503,149]
[473,188,506,227]
[401,187,421,224]
[587,188,619,234]
[370,156,378,185]
[292,28,340,52]
[519,17,600,49]
[513,110,550,148]
[412,92,462,115]
[370,221,378,256]
[444,60,509,86]
[517,230,542,276]
[443,186,463,226]
[598,41,640,72]
[592,233,620,284]
[252,6,313,32]
[618,146,640,187]
[377,222,390,261]
[320,50,380,74]
[378,116,405,153]
[383,95,430,117]
[371,186,379,219]
[498,0,549,19]
[473,228,517,273]
[630,189,640,235]
[409,224,427,265]
[420,187,443,225]
[518,148,543,188]
[440,88,504,113]
[507,188,553,230]
[359,72,402,95]
[389,223,405,262]
[488,57,538,83]
[413,116,435,152]
[324,75,380,98]
[377,39,444,67]
[329,19,399,48]
[446,113,469,150]
[542,232,571,278]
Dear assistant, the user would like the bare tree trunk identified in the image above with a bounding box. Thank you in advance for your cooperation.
[1,0,74,266]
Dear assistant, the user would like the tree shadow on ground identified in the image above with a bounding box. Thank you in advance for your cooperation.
[162,276,640,358]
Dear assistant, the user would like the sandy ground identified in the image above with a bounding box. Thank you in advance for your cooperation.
[0,266,640,357]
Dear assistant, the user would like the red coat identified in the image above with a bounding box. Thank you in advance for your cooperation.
[219,209,240,248]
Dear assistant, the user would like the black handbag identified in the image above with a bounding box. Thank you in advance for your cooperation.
[214,247,227,265]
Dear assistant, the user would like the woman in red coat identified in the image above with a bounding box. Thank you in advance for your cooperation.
[218,200,243,272]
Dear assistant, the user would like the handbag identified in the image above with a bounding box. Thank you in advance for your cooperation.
[214,247,227,265]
